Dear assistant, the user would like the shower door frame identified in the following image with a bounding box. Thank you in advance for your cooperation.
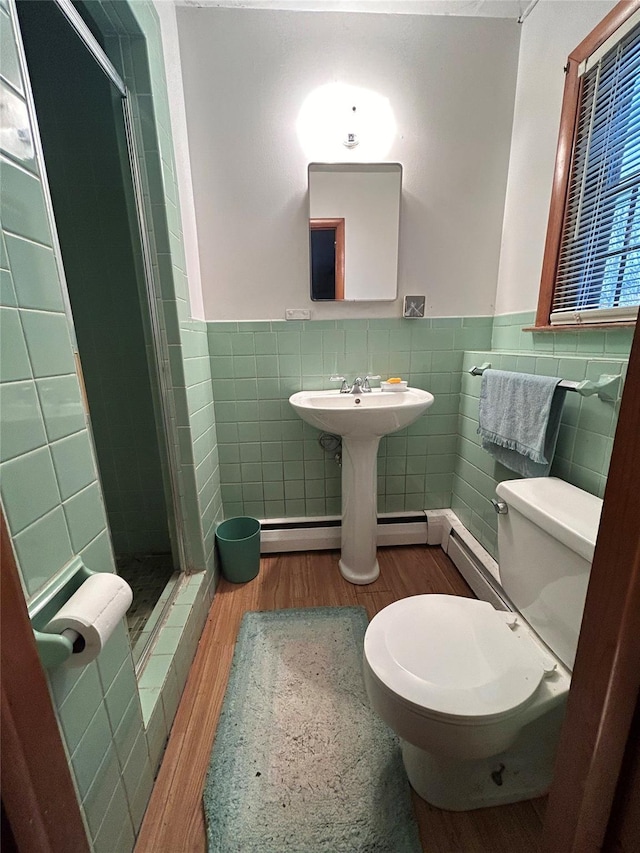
[48,0,188,555]
[121,87,189,575]
[23,0,191,665]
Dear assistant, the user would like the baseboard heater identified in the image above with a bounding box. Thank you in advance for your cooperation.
[260,511,429,553]
[259,508,515,616]
[445,527,511,612]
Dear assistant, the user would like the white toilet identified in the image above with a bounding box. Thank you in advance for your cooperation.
[363,477,603,811]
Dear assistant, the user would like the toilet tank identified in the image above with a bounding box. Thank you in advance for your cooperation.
[495,477,603,671]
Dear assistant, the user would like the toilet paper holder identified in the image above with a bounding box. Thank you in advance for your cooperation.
[29,556,96,669]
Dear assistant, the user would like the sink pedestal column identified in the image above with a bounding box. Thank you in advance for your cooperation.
[339,436,380,585]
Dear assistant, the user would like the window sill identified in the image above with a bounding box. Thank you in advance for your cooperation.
[523,322,636,333]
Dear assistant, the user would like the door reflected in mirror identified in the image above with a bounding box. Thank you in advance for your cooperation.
[310,218,345,300]
[308,163,402,302]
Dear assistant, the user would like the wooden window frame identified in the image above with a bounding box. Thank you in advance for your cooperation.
[309,217,345,301]
[534,0,640,331]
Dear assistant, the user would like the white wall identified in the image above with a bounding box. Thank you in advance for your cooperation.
[156,1,205,320]
[176,7,520,321]
[493,0,618,316]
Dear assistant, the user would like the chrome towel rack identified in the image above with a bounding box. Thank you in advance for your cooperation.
[468,363,621,402]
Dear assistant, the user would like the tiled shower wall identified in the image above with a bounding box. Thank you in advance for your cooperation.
[20,0,171,557]
[208,317,493,518]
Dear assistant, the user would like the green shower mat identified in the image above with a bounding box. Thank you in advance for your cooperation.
[202,606,422,852]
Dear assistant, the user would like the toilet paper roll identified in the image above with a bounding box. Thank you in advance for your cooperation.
[45,573,133,667]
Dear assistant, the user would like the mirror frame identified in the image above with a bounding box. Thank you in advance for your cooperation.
[308,162,402,302]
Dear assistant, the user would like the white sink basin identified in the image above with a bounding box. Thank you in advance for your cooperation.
[288,386,435,586]
[289,388,434,438]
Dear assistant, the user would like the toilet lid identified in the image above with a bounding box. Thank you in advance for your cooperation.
[364,595,544,720]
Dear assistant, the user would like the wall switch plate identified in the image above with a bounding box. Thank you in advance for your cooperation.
[403,295,425,318]
[285,308,311,320]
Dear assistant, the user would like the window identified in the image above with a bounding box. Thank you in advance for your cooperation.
[537,3,640,328]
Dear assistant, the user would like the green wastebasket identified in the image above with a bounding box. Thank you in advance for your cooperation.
[215,517,261,583]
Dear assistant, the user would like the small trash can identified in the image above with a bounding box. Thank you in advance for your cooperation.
[215,517,261,583]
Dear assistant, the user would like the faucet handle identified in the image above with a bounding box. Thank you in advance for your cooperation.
[363,374,381,391]
[330,375,350,393]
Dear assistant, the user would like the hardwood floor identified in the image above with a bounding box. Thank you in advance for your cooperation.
[135,546,545,852]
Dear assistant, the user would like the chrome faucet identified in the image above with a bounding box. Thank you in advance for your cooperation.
[330,374,381,394]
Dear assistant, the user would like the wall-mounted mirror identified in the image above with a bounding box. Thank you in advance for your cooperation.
[308,163,402,301]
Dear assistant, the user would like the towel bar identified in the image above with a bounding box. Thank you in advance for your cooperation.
[468,363,621,402]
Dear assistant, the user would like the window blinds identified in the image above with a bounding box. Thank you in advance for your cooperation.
[551,15,640,326]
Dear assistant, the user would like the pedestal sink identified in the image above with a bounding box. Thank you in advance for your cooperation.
[289,387,434,584]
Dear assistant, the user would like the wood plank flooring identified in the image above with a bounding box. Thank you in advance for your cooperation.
[135,546,545,852]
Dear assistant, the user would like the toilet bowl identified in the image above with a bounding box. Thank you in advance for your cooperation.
[363,594,570,809]
[363,477,602,811]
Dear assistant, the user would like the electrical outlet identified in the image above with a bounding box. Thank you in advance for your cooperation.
[285,308,311,320]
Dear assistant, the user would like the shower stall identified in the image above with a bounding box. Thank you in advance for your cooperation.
[17,0,185,667]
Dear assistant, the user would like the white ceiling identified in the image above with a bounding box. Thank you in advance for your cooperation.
[174,0,531,20]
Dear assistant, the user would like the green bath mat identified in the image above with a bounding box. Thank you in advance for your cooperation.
[203,606,421,852]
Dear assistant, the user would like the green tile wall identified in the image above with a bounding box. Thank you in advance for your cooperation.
[0,3,113,598]
[208,313,631,560]
[452,311,632,556]
[20,0,171,558]
[208,317,493,517]
[2,3,217,852]
[178,318,222,574]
